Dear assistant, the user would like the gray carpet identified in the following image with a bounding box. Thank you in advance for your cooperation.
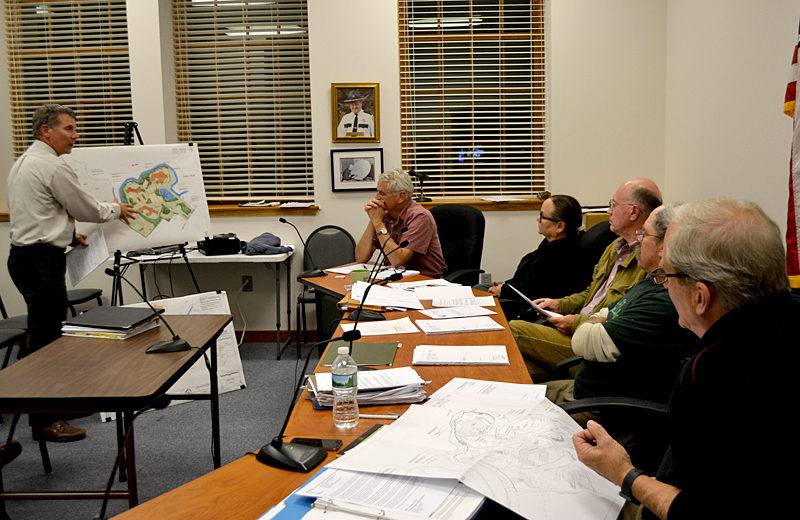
[0,342,321,520]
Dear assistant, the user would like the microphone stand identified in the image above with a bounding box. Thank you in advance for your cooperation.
[279,217,325,278]
[104,268,190,353]
[346,240,408,323]
[256,329,362,472]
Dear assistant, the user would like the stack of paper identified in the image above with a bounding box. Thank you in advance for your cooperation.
[414,315,504,335]
[412,345,509,365]
[306,366,428,407]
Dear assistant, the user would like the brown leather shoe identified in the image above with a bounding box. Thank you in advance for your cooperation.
[0,441,22,466]
[34,420,86,442]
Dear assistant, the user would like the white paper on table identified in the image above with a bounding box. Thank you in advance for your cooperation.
[326,263,372,274]
[311,366,425,392]
[431,296,495,307]
[412,345,509,365]
[388,278,455,292]
[350,281,424,310]
[414,285,474,301]
[328,385,625,520]
[415,316,504,335]
[297,469,458,519]
[340,316,420,336]
[418,306,496,320]
[505,284,563,318]
[66,227,108,285]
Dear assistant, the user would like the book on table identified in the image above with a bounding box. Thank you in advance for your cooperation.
[61,306,163,340]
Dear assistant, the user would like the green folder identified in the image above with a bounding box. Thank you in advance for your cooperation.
[319,340,399,366]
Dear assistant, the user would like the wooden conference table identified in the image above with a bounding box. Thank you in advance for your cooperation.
[0,314,232,511]
[112,271,533,520]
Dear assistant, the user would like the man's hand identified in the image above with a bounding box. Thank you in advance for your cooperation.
[364,198,386,225]
[115,201,138,224]
[71,233,89,247]
[488,281,503,296]
[573,420,633,487]
[533,298,560,312]
[548,313,576,335]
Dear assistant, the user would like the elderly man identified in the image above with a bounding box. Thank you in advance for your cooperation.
[336,89,375,138]
[546,205,694,411]
[355,168,446,278]
[511,178,662,382]
[7,104,136,442]
[574,198,795,519]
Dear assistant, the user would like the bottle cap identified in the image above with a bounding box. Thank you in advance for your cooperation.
[337,346,349,355]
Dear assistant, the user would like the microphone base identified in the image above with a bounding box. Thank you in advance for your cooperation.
[346,309,385,321]
[146,337,191,354]
[256,440,326,473]
[414,196,432,202]
[299,268,325,278]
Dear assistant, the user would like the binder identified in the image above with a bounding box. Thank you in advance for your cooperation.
[63,306,163,331]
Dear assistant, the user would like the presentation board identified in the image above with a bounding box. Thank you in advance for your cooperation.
[64,143,212,253]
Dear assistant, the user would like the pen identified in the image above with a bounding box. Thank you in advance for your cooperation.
[358,413,399,420]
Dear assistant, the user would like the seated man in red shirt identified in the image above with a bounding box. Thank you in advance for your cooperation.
[355,168,446,278]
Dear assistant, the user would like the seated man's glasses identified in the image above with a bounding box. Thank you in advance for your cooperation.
[650,268,690,286]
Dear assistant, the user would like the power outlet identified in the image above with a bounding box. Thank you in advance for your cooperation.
[479,272,492,286]
[242,275,253,292]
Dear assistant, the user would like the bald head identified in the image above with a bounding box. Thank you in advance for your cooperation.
[608,178,662,242]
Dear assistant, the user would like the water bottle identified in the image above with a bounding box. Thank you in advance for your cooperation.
[331,346,359,429]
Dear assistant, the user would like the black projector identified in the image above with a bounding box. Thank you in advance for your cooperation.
[197,234,241,256]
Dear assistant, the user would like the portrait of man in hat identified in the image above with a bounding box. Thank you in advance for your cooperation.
[333,84,379,140]
[337,89,374,137]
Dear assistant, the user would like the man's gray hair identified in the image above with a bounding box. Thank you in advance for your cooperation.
[665,198,789,310]
[32,104,76,139]
[653,204,676,241]
[379,168,414,199]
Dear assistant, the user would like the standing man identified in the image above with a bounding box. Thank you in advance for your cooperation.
[7,104,136,442]
[573,198,795,519]
[511,178,661,381]
[355,168,446,278]
[337,90,375,138]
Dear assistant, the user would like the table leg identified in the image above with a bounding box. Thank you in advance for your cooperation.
[210,342,221,468]
[122,410,138,507]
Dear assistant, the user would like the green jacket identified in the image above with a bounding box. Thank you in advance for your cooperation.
[557,237,646,331]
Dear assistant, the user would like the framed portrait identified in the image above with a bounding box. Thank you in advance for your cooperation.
[331,148,383,192]
[332,83,380,143]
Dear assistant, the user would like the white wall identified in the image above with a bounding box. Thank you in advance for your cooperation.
[2,0,798,333]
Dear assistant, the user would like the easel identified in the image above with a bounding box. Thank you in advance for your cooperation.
[109,122,201,305]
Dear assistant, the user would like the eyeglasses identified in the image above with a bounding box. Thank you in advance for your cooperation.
[635,230,660,242]
[650,268,690,286]
[537,214,560,223]
[609,199,636,209]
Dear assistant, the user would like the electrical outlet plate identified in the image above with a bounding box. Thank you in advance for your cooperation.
[479,272,492,286]
[242,275,253,292]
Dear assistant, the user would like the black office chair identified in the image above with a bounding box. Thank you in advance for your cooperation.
[577,220,617,276]
[67,287,103,317]
[430,204,485,285]
[296,225,356,355]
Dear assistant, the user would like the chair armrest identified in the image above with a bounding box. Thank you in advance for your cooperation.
[445,268,484,285]
[554,356,583,379]
[559,396,668,417]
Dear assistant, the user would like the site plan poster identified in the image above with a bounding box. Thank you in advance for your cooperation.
[65,143,212,253]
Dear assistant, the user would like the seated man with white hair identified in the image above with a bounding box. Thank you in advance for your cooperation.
[355,168,447,278]
[573,198,796,519]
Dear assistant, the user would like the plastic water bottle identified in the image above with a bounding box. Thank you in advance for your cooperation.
[331,346,359,429]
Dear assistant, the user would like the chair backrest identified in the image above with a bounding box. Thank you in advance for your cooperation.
[430,204,485,283]
[0,293,9,320]
[305,225,357,270]
[577,220,618,281]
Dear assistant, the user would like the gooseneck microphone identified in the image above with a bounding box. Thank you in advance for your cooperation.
[347,240,409,323]
[279,217,325,278]
[103,268,190,353]
[256,329,362,472]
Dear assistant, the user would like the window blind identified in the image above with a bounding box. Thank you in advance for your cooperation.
[6,0,133,156]
[172,0,313,202]
[399,0,547,197]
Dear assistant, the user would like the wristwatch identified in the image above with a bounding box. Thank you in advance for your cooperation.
[376,228,388,236]
[619,468,645,504]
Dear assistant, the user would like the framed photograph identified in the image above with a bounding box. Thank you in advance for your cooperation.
[331,148,383,192]
[332,83,380,143]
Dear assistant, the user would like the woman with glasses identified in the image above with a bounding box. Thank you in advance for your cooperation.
[486,194,591,320]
